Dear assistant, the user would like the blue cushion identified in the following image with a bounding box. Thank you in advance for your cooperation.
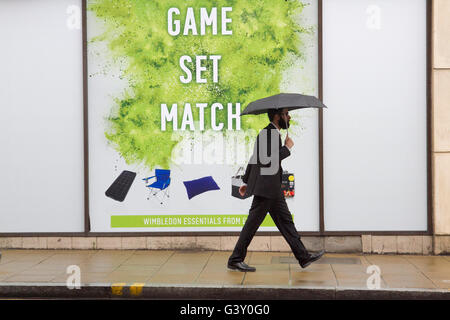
[183,176,220,200]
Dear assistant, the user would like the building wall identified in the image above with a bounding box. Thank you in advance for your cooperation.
[431,0,450,254]
[1,0,449,254]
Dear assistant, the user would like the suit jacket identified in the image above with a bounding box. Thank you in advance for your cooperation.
[242,123,290,199]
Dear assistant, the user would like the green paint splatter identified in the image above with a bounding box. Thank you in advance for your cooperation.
[88,0,313,169]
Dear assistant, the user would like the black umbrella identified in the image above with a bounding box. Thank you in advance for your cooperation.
[241,93,327,136]
[241,93,327,115]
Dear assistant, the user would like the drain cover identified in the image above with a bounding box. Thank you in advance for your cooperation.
[272,256,361,265]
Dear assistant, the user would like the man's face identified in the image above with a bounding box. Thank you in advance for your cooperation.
[278,108,291,129]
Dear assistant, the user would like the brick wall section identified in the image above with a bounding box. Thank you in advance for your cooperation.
[0,235,444,254]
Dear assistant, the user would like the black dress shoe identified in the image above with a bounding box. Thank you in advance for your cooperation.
[299,250,325,268]
[227,261,256,272]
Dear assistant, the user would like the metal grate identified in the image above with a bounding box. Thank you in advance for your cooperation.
[271,256,361,265]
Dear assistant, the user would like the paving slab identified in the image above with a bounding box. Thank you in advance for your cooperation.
[0,249,448,299]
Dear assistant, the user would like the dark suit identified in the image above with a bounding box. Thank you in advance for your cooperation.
[229,123,309,264]
[242,123,290,199]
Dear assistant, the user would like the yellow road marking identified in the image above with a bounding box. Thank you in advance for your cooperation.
[130,283,145,296]
[111,283,126,296]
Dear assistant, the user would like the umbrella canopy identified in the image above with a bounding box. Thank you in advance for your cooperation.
[241,93,327,115]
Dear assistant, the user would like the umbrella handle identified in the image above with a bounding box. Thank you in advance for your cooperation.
[281,112,289,137]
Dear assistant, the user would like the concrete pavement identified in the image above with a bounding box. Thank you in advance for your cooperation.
[0,249,449,299]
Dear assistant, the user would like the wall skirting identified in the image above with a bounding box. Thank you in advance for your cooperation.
[0,235,446,255]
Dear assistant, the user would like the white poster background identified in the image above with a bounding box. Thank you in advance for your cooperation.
[88,1,320,232]
[0,0,84,232]
[322,0,427,231]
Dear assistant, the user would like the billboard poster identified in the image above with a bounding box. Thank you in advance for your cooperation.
[87,0,319,232]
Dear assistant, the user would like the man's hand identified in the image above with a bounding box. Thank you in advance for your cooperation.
[239,185,247,197]
[285,135,294,150]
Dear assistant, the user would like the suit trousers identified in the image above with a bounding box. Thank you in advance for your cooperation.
[228,195,309,264]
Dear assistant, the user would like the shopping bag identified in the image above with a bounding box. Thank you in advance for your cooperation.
[281,171,295,198]
[231,167,251,199]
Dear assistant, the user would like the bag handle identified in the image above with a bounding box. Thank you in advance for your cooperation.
[234,166,245,177]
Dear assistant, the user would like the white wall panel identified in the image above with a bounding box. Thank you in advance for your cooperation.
[322,0,427,231]
[0,0,84,232]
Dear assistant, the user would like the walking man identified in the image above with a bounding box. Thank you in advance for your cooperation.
[227,108,325,272]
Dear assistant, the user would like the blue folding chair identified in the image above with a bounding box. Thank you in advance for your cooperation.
[143,169,171,204]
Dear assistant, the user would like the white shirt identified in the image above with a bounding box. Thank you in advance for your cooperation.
[270,122,281,135]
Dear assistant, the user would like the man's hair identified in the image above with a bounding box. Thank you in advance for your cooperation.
[267,109,281,122]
